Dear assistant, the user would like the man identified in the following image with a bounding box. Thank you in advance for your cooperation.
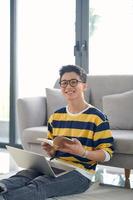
[0,65,114,200]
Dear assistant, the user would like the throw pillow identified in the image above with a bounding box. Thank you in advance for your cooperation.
[46,87,90,119]
[46,88,67,119]
[102,90,133,129]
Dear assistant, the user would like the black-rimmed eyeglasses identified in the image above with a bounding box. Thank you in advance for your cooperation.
[59,79,82,88]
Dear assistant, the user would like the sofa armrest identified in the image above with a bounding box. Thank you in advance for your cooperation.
[17,96,47,140]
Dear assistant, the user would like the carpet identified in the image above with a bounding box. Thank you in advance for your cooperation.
[54,181,133,200]
[0,174,133,200]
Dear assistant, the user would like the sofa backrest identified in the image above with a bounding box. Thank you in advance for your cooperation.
[54,75,133,110]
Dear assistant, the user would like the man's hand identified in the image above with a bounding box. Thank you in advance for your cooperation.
[55,138,85,157]
[56,138,107,161]
[41,142,55,157]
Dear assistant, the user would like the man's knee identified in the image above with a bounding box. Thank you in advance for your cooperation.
[15,169,42,179]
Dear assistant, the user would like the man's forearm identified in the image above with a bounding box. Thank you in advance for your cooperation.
[81,149,107,162]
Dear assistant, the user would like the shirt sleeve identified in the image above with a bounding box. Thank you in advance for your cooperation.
[102,149,111,162]
[93,120,114,158]
[47,114,54,140]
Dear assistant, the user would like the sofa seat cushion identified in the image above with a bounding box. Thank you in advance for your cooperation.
[23,128,133,154]
[112,130,133,154]
[23,126,47,144]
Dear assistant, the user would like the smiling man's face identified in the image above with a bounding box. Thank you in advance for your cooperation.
[60,72,86,101]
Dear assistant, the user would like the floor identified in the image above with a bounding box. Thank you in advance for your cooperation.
[0,148,18,174]
[0,148,133,189]
[0,148,133,200]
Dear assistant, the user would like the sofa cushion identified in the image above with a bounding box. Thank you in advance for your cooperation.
[102,90,133,129]
[23,127,133,155]
[87,75,133,110]
[112,130,133,154]
[23,126,48,144]
[46,88,67,119]
[23,126,48,155]
[46,88,90,119]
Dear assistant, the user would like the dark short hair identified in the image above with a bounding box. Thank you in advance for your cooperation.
[59,65,87,83]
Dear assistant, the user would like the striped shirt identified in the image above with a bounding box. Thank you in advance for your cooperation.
[47,105,114,175]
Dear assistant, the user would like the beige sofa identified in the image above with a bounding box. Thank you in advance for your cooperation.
[17,75,133,184]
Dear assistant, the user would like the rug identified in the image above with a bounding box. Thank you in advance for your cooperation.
[54,181,133,200]
[0,174,133,200]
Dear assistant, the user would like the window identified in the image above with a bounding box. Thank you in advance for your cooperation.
[89,0,133,74]
[0,0,86,147]
[0,0,10,143]
[17,0,76,98]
